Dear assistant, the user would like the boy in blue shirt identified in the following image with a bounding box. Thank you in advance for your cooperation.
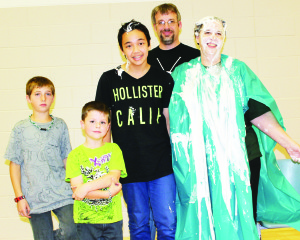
[5,76,78,240]
[66,101,127,240]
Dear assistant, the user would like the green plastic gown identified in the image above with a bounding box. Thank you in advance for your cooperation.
[169,55,300,240]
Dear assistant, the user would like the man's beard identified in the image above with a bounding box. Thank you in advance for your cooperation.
[159,31,174,45]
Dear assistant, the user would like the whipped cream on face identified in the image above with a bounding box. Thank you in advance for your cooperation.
[194,17,227,67]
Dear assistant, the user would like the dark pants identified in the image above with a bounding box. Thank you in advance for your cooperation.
[29,204,78,240]
[76,220,123,240]
[249,157,261,222]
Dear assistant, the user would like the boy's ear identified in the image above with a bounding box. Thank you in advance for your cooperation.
[80,120,85,130]
[26,95,31,103]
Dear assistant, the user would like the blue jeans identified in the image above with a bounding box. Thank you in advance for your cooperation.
[76,220,123,240]
[123,174,177,240]
[29,204,78,240]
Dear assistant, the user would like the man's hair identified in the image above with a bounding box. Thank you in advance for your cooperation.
[81,101,111,123]
[118,19,151,51]
[151,3,181,25]
[26,76,55,96]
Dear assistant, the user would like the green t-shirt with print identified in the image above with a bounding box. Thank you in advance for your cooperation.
[66,143,127,224]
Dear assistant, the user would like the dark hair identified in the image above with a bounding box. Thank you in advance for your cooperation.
[81,101,111,123]
[151,3,181,25]
[118,19,151,51]
[26,76,55,96]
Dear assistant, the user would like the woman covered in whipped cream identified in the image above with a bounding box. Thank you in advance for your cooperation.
[169,16,300,240]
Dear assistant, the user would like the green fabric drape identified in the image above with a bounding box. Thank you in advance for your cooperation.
[169,55,300,239]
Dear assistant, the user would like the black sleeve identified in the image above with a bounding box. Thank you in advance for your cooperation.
[95,72,111,108]
[244,98,271,124]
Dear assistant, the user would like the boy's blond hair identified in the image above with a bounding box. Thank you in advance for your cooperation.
[26,76,55,96]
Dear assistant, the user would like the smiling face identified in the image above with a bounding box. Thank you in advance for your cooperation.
[196,19,225,65]
[26,86,54,113]
[154,11,182,49]
[81,110,110,142]
[121,29,150,67]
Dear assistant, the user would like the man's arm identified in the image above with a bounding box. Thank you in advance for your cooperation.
[251,111,300,162]
[72,170,121,200]
[10,161,31,218]
[163,108,170,135]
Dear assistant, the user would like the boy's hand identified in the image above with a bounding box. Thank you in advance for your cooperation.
[108,178,122,197]
[17,199,31,218]
[72,184,88,201]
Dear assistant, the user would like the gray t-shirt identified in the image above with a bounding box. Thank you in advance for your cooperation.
[5,117,74,214]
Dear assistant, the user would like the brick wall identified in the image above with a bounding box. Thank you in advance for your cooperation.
[1,0,299,239]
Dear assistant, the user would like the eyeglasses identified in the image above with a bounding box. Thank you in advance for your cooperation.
[156,20,177,27]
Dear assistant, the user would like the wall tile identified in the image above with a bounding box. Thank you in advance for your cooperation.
[0,27,10,47]
[28,46,71,67]
[0,89,28,111]
[27,5,68,26]
[254,0,297,17]
[71,86,96,108]
[226,17,256,38]
[70,44,112,65]
[1,1,300,239]
[0,8,28,27]
[49,24,91,45]
[0,68,57,90]
[256,36,300,58]
[0,218,33,239]
[0,175,14,196]
[284,118,300,140]
[0,48,31,68]
[257,56,298,78]
[9,25,51,47]
[233,0,254,17]
[276,98,300,119]
[254,16,295,37]
[192,0,234,19]
[235,38,257,58]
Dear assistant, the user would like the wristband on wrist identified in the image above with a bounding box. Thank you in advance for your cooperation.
[107,189,112,201]
[14,195,25,203]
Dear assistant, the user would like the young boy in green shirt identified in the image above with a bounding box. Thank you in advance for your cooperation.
[65,101,127,240]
